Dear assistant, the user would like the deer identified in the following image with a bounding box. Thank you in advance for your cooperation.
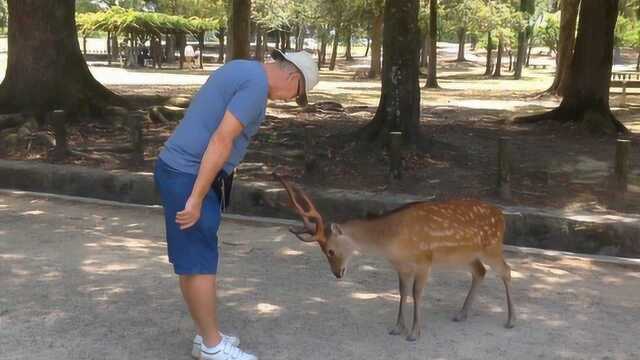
[274,174,516,342]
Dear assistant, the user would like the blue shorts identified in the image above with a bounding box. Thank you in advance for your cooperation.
[154,158,221,275]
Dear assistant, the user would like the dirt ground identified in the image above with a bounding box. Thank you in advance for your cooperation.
[1,191,640,360]
[1,45,640,213]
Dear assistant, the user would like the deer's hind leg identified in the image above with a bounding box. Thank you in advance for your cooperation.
[453,259,486,322]
[483,249,516,328]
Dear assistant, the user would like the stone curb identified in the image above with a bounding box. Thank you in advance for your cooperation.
[1,159,639,258]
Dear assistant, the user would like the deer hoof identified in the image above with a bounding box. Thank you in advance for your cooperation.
[453,312,468,322]
[389,325,405,336]
[504,320,515,329]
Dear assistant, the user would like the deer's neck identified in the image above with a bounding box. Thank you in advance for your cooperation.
[342,218,394,254]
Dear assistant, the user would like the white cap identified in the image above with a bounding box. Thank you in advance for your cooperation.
[271,49,319,106]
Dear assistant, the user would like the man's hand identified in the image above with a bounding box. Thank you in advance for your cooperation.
[176,196,203,230]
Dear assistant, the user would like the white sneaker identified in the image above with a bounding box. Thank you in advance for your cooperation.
[200,340,257,360]
[192,334,240,358]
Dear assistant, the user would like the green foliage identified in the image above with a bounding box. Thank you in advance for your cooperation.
[441,0,486,35]
[76,7,221,40]
[0,0,7,32]
[538,12,559,53]
[615,15,640,47]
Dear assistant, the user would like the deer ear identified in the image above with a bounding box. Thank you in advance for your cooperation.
[331,223,343,236]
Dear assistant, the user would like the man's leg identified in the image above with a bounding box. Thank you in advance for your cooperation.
[180,274,223,348]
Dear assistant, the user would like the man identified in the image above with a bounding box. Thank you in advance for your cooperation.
[154,50,319,360]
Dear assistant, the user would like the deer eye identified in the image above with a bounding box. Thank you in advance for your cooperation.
[327,249,335,258]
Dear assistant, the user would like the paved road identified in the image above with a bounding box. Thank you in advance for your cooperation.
[1,191,639,360]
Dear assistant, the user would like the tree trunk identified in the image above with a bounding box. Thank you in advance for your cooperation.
[178,33,187,69]
[548,0,579,95]
[425,0,439,88]
[295,25,304,51]
[0,0,122,114]
[360,0,421,146]
[285,31,291,50]
[636,48,640,71]
[420,29,430,68]
[508,50,513,72]
[231,0,250,60]
[320,36,328,65]
[514,0,534,79]
[278,30,287,50]
[107,31,112,65]
[226,1,234,62]
[484,32,493,76]
[165,34,176,63]
[369,12,383,78]
[329,25,340,71]
[345,26,353,61]
[255,27,264,62]
[456,28,466,61]
[493,38,503,77]
[517,0,626,135]
[111,33,119,63]
[364,37,370,57]
[198,33,205,69]
[514,30,527,78]
[216,29,225,63]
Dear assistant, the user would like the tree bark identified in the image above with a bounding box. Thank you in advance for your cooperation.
[329,25,340,71]
[165,34,176,63]
[456,28,466,61]
[198,33,205,69]
[231,0,250,60]
[216,28,225,63]
[295,25,304,51]
[360,0,421,146]
[320,36,328,66]
[255,27,264,62]
[517,0,626,135]
[0,0,123,114]
[484,32,493,76]
[345,26,353,61]
[493,38,503,77]
[425,0,438,88]
[420,29,430,68]
[364,37,370,57]
[548,0,579,95]
[514,0,534,79]
[369,12,383,78]
[177,33,186,69]
[107,31,112,65]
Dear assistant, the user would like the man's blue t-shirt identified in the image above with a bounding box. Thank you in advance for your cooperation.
[159,60,269,175]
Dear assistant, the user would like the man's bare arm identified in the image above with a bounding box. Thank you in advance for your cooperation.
[175,110,244,229]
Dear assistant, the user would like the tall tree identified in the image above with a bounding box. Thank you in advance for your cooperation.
[0,0,121,114]
[547,0,579,95]
[425,0,439,88]
[514,0,534,79]
[231,0,251,59]
[369,10,383,78]
[517,0,627,135]
[360,0,421,146]
[367,0,384,78]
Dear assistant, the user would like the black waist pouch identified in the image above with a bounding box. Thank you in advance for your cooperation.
[212,169,235,212]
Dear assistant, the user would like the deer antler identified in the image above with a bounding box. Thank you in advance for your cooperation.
[273,172,326,245]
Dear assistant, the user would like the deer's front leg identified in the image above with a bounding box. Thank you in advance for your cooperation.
[407,265,431,342]
[389,271,413,336]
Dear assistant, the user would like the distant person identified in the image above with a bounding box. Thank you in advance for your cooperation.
[194,46,202,68]
[185,44,196,69]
